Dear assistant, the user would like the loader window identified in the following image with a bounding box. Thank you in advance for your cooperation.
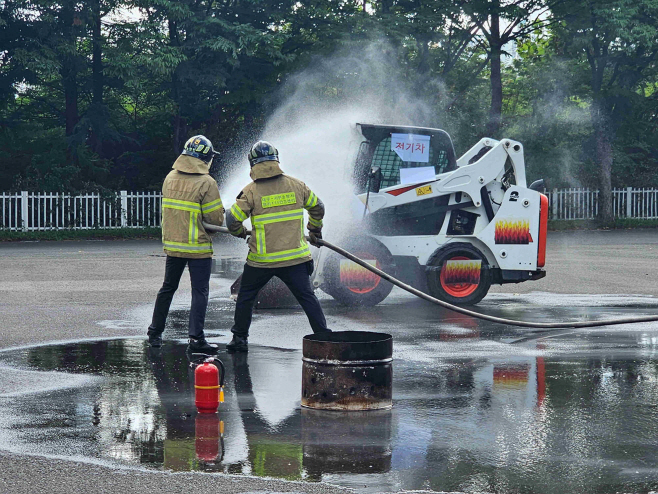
[371,137,452,190]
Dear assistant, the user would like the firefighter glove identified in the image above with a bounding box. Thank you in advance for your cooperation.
[308,229,322,247]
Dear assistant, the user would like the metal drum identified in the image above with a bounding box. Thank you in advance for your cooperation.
[301,331,393,411]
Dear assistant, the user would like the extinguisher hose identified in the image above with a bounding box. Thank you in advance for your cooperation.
[214,357,225,387]
[203,223,658,330]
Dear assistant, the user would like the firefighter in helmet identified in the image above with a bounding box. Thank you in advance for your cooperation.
[147,135,225,354]
[225,141,329,352]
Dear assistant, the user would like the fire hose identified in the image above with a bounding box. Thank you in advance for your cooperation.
[203,222,658,329]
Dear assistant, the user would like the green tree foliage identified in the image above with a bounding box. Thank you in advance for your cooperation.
[0,0,656,205]
[554,0,658,220]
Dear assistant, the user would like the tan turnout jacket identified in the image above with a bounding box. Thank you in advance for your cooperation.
[227,161,324,268]
[161,155,225,259]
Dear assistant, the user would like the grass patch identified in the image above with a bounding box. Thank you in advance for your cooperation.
[0,227,162,242]
[549,219,658,231]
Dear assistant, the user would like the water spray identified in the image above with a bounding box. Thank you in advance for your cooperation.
[204,222,658,330]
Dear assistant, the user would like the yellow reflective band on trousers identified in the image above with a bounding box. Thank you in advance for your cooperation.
[261,192,296,209]
[231,203,248,222]
[249,209,309,262]
[305,192,318,208]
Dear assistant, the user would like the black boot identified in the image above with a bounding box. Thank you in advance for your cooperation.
[187,337,218,354]
[226,335,248,353]
[148,332,163,348]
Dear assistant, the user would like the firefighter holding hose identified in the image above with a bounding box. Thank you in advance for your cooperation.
[225,141,330,352]
[147,135,225,354]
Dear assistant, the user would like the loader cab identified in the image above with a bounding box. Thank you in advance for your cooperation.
[352,124,460,237]
[353,124,458,194]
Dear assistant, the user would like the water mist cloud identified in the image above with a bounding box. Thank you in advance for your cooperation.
[220,41,436,235]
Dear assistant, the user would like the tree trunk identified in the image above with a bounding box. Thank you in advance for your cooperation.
[61,3,78,137]
[172,102,187,156]
[487,11,503,137]
[169,19,186,156]
[417,36,430,76]
[92,0,103,105]
[88,0,104,154]
[591,100,614,223]
[415,35,430,95]
[62,63,79,137]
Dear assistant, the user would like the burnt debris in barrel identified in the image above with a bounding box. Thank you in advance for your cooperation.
[302,331,392,411]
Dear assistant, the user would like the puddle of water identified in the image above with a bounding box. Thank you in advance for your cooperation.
[3,291,658,493]
[0,333,657,493]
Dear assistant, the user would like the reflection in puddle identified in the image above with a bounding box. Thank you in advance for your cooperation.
[1,331,658,493]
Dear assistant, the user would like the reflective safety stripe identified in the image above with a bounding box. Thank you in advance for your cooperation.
[305,192,318,208]
[164,241,212,249]
[163,241,213,254]
[231,203,248,222]
[164,198,201,208]
[308,216,323,228]
[247,244,311,263]
[162,197,212,253]
[202,198,223,213]
[189,212,198,244]
[249,209,307,260]
[254,223,265,254]
[163,199,201,212]
[252,209,304,225]
[163,203,200,213]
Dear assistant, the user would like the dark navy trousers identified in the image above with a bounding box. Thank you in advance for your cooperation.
[231,260,329,337]
[148,256,212,339]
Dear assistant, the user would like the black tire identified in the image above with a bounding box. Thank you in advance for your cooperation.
[320,237,395,307]
[426,242,492,305]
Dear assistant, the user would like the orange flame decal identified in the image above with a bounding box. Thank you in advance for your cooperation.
[340,259,381,294]
[493,364,530,388]
[495,219,532,244]
[443,260,481,285]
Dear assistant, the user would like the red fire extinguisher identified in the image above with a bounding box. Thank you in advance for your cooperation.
[194,357,225,414]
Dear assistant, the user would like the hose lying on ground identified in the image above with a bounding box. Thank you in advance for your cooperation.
[203,222,658,329]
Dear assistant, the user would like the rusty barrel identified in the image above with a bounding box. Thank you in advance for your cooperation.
[302,331,392,411]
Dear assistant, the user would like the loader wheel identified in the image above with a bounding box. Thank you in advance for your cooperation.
[426,243,492,306]
[321,237,394,307]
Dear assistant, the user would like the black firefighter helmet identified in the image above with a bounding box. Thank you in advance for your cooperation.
[182,135,215,164]
[248,140,279,166]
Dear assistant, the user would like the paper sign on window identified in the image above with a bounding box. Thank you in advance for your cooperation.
[400,166,436,185]
[391,133,431,163]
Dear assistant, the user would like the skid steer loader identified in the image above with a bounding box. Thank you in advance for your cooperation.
[232,123,548,307]
[311,123,548,306]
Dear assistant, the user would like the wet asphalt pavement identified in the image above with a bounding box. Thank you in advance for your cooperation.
[1,229,658,493]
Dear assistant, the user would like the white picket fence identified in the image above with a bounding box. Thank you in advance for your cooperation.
[0,191,162,231]
[1,188,657,231]
[549,187,658,220]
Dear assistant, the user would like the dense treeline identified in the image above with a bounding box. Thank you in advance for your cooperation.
[1,0,656,220]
